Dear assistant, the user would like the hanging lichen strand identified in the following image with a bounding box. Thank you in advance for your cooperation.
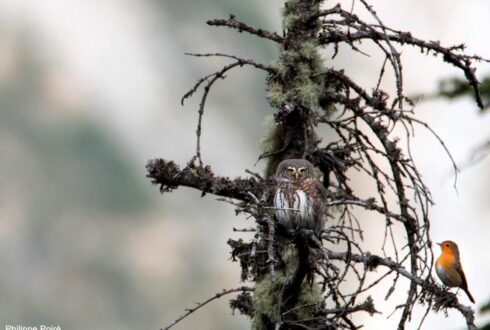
[263,0,330,178]
[268,0,324,111]
[251,2,329,329]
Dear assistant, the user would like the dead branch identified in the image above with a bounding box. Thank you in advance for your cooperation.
[162,286,254,330]
[207,15,284,43]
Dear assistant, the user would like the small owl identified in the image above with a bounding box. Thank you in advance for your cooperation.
[274,159,328,236]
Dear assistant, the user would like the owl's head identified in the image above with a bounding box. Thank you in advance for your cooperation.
[275,159,315,181]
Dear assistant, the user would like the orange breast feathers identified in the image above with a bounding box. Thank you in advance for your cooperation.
[436,250,455,269]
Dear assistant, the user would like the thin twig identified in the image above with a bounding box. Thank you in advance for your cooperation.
[162,287,254,330]
[207,15,284,43]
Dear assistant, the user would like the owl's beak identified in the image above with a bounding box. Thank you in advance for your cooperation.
[294,172,299,180]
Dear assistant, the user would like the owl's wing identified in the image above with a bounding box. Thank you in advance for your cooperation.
[314,180,328,200]
[312,180,329,236]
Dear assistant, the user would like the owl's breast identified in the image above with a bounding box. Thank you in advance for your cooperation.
[274,187,315,230]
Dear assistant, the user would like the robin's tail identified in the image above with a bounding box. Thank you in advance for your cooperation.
[463,287,475,304]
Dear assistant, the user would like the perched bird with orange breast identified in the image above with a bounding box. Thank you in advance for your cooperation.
[435,240,475,303]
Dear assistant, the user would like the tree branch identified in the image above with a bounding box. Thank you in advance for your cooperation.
[146,159,268,201]
[207,15,284,43]
[162,286,254,330]
[328,251,476,330]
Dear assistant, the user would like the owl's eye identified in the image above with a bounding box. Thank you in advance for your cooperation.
[298,167,305,175]
[287,167,295,173]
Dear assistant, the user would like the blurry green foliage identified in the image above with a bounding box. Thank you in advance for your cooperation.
[252,249,322,330]
[478,300,490,330]
[437,75,490,110]
[481,300,490,314]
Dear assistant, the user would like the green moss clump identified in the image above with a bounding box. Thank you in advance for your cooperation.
[298,41,319,61]
[252,249,323,330]
[295,79,321,109]
[283,13,300,30]
[270,61,288,80]
[267,83,286,108]
[281,49,299,63]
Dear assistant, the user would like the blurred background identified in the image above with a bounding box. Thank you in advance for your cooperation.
[0,0,488,329]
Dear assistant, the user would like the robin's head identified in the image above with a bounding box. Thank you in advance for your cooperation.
[438,240,460,256]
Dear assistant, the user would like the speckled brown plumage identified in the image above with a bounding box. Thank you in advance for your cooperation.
[274,159,328,236]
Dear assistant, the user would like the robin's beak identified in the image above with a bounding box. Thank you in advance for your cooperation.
[437,243,441,246]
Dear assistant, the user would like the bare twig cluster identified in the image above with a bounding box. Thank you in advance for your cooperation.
[147,1,486,329]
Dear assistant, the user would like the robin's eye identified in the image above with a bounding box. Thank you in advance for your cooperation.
[445,244,449,247]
